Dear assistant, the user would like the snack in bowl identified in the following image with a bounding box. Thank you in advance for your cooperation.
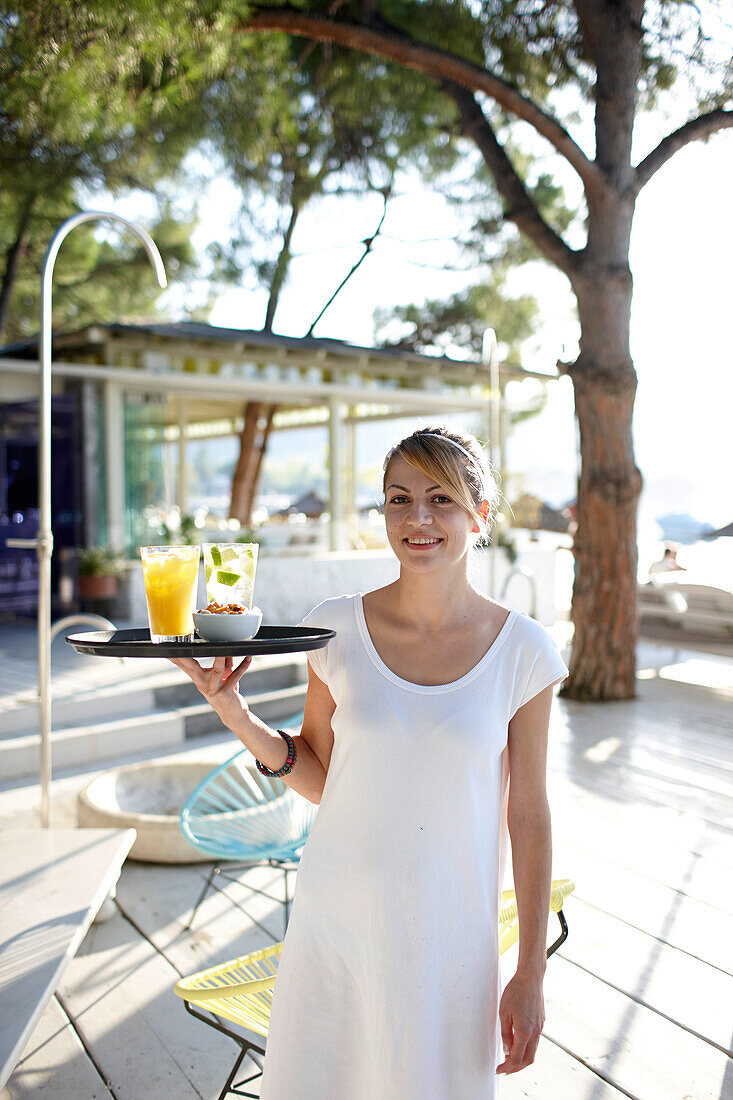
[193,604,263,642]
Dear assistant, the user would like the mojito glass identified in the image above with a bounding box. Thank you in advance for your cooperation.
[203,543,258,609]
[140,545,200,643]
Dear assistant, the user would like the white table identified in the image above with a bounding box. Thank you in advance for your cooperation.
[0,827,136,1090]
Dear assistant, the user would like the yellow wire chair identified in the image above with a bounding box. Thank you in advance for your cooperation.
[175,878,575,1100]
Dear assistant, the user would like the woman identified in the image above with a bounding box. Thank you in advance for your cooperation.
[171,426,568,1098]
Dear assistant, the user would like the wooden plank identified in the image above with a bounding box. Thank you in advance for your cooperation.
[115,860,284,976]
[550,773,733,873]
[0,828,135,1091]
[552,700,733,763]
[549,754,733,834]
[500,1034,628,1098]
[1,996,109,1100]
[543,957,731,1100]
[550,789,733,913]
[557,898,733,1053]
[553,840,733,973]
[57,903,235,1100]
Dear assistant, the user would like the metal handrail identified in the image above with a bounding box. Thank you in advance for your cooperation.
[17,616,121,706]
[501,564,538,619]
[49,613,116,645]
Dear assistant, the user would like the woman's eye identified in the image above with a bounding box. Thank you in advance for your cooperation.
[433,495,452,503]
[388,496,408,505]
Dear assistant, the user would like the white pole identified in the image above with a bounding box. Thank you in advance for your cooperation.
[483,329,499,598]
[328,397,347,551]
[177,396,188,516]
[35,213,166,826]
[104,381,125,552]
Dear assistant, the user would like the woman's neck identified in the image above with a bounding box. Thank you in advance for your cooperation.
[386,567,483,632]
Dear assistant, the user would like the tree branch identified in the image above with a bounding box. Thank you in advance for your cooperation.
[306,186,391,335]
[245,4,600,191]
[444,82,579,278]
[635,108,733,193]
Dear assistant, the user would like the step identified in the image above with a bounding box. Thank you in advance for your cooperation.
[0,681,307,781]
[0,652,307,738]
[182,681,307,738]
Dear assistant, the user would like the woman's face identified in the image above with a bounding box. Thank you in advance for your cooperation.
[383,455,478,573]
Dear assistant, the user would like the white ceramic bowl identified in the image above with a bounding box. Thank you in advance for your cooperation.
[194,607,263,641]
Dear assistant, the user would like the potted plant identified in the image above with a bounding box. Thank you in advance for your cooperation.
[77,547,126,600]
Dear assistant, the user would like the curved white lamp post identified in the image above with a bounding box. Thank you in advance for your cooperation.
[20,213,166,826]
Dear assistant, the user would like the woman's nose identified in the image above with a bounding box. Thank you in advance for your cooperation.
[409,499,433,524]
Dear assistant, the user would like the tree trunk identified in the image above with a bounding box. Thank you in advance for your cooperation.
[241,404,278,522]
[229,402,277,526]
[0,197,35,342]
[559,2,642,700]
[563,244,642,700]
[230,402,263,522]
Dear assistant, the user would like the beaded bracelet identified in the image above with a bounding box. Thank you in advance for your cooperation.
[255,729,297,778]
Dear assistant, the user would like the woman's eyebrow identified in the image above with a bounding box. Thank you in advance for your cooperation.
[386,483,442,493]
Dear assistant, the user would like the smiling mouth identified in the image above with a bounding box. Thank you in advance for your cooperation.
[404,537,443,547]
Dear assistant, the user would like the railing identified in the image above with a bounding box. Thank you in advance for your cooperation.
[501,565,538,619]
[49,613,116,645]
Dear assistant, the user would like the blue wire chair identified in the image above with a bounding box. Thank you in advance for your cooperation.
[181,745,317,935]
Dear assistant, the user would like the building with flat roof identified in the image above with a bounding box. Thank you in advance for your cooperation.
[0,321,557,612]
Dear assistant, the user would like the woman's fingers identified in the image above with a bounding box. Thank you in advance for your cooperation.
[227,656,252,688]
[203,655,253,695]
[496,1018,539,1074]
[212,656,252,692]
[168,656,206,685]
[169,654,253,697]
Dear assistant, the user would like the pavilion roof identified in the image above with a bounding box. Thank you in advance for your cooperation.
[0,320,554,384]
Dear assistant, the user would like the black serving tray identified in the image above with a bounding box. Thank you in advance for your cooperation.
[65,625,335,658]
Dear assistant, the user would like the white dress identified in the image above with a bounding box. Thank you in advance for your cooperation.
[260,593,568,1100]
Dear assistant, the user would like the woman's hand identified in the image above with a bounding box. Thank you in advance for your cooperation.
[496,970,545,1075]
[168,655,253,733]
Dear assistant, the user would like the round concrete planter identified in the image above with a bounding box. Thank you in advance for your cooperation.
[78,760,215,863]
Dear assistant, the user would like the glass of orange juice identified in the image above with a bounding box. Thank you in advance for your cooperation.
[140,545,200,643]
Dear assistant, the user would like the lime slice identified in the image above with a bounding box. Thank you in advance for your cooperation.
[209,545,222,567]
[204,564,213,583]
[216,569,240,586]
[221,547,239,563]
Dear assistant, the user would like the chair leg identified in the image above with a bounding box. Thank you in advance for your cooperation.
[185,862,220,930]
[187,859,295,937]
[183,1001,265,1099]
[282,865,290,937]
[546,908,569,958]
[218,1045,249,1100]
[228,1054,265,1099]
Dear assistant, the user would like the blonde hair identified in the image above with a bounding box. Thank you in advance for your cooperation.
[382,426,498,530]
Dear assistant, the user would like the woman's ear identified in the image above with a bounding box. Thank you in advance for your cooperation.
[472,500,490,535]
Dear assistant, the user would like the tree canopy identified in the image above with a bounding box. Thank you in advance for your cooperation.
[240,0,732,700]
[0,0,246,339]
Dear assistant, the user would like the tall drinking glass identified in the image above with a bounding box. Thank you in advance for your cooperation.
[140,545,200,643]
[203,543,258,609]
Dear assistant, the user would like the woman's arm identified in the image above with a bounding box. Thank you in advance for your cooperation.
[169,655,335,804]
[496,683,554,1075]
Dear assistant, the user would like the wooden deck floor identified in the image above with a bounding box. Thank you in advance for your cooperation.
[2,647,732,1100]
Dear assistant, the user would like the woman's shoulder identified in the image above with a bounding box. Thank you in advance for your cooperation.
[507,609,563,655]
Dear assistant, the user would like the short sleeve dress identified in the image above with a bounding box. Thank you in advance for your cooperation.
[259,593,568,1100]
